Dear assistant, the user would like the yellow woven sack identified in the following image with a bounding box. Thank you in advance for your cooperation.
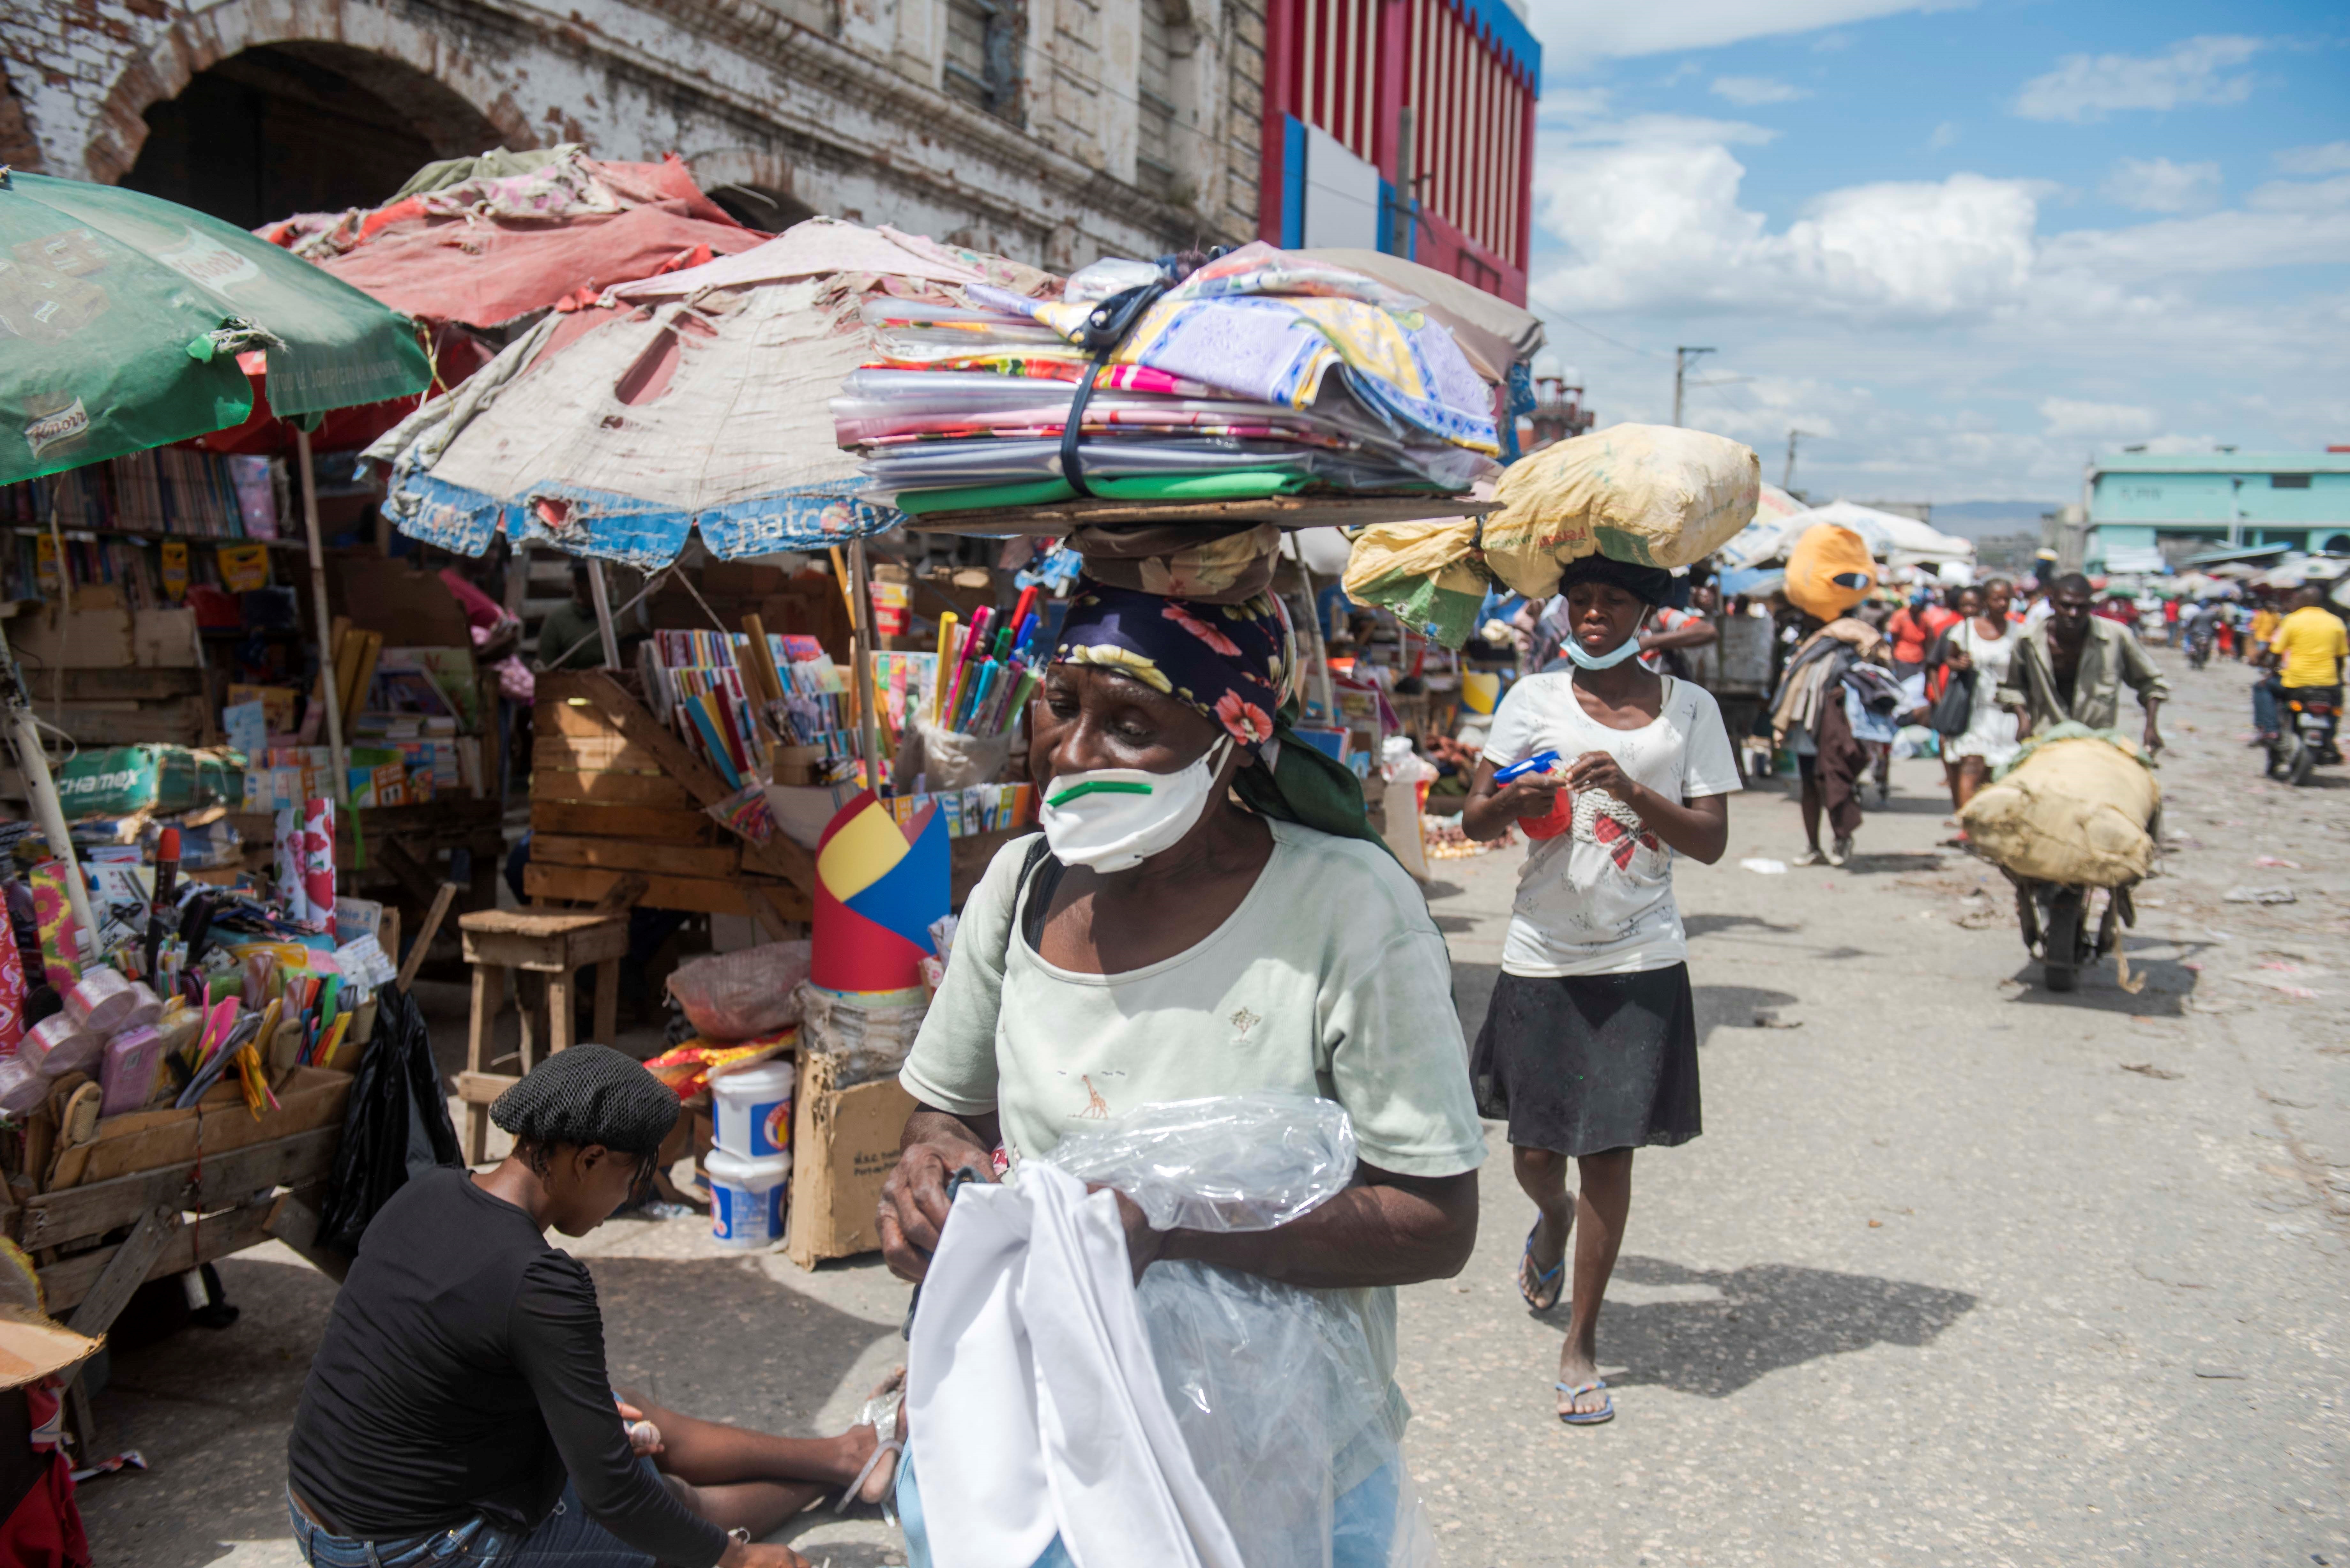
[1482,424,1761,595]
[1784,524,1877,620]
[1959,736,2159,887]
[1342,519,1490,645]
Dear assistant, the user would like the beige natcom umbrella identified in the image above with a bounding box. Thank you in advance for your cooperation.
[0,1240,101,1393]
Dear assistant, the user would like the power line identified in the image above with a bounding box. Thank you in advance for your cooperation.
[1544,312,1663,360]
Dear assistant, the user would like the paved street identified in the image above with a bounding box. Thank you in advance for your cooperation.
[79,646,2348,1566]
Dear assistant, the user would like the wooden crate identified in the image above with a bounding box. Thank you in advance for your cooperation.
[42,1066,352,1193]
[529,672,814,931]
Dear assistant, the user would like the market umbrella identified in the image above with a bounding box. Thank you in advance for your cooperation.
[0,170,430,485]
[363,217,1029,569]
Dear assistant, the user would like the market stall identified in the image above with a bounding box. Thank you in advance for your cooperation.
[0,167,443,1454]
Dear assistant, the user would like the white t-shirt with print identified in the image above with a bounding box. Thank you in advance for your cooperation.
[1483,672,1743,978]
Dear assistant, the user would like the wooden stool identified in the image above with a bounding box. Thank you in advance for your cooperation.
[456,910,628,1164]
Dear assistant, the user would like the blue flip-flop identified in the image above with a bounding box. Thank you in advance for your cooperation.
[1517,1223,1564,1311]
[1556,1379,1614,1425]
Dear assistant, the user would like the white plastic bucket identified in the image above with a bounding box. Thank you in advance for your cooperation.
[710,1060,794,1159]
[706,1148,791,1248]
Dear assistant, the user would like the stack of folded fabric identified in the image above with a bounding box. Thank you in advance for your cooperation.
[831,243,1504,515]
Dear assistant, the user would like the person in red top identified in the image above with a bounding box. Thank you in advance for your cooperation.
[1885,588,1959,682]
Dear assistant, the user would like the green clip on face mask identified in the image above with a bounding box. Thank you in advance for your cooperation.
[1038,737,1233,872]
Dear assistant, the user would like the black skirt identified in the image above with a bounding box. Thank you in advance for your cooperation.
[1469,965,1701,1156]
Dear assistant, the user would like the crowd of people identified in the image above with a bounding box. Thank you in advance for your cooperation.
[270,543,2343,1568]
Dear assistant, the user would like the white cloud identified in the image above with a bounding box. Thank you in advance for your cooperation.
[1532,116,2043,324]
[2043,171,2350,279]
[1710,75,1810,106]
[2039,397,2157,439]
[2013,36,2263,123]
[1535,0,1967,64]
[1522,109,2350,498]
[2101,156,2221,213]
[1928,121,1960,150]
[2276,141,2350,177]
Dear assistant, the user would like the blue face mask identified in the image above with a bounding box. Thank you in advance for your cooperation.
[1564,614,1650,671]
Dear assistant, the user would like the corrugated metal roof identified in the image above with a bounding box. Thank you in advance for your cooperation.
[2090,450,2350,475]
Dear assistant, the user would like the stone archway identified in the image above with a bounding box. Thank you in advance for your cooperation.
[84,0,537,193]
[686,146,820,232]
[120,41,517,226]
[0,65,41,172]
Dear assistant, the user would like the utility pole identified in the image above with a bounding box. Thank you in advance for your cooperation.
[1783,428,1815,493]
[1672,346,1714,427]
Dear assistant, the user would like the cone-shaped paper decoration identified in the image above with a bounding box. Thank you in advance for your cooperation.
[812,790,949,993]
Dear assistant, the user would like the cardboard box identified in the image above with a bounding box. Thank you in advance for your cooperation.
[56,744,241,820]
[785,1052,917,1269]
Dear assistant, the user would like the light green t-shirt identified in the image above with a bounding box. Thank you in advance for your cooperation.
[902,818,1488,1179]
[900,818,1487,1425]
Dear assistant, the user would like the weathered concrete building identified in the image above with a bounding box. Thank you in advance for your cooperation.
[3,0,1267,266]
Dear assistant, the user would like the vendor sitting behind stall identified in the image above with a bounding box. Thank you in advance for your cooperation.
[537,563,614,672]
[287,1047,899,1568]
[879,578,1488,1565]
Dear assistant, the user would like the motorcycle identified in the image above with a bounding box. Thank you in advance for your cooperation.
[2265,689,2342,787]
[2010,874,2135,993]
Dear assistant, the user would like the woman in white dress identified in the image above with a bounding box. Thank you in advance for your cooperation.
[1937,576,2022,811]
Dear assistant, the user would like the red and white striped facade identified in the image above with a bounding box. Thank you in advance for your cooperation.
[1263,0,1538,303]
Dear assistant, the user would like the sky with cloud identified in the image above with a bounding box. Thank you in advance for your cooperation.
[1521,0,2350,506]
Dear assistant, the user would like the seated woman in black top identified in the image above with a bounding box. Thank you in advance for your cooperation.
[286,1046,900,1568]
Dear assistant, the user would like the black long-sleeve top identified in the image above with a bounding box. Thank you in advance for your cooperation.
[286,1166,725,1567]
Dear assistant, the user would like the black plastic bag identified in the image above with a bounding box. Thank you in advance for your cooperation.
[315,985,462,1257]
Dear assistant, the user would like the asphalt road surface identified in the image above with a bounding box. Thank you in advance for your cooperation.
[80,644,2347,1566]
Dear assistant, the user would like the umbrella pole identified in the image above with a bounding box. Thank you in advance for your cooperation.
[1287,533,1337,723]
[295,429,350,807]
[586,560,623,670]
[848,539,882,795]
[0,622,98,955]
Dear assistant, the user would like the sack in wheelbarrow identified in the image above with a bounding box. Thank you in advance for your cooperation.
[1959,729,2159,888]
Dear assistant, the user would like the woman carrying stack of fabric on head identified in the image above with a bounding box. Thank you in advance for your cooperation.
[1454,557,1741,1427]
[878,564,1489,1568]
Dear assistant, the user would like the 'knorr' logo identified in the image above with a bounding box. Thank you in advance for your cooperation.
[24,398,88,459]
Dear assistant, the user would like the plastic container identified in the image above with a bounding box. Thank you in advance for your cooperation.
[18,1014,100,1079]
[709,1061,794,1158]
[706,1148,791,1248]
[99,1025,165,1117]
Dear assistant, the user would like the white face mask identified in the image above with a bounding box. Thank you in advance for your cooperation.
[1038,736,1233,873]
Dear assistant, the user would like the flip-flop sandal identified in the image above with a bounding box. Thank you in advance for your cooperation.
[1517,1223,1564,1312]
[837,1372,905,1520]
[1556,1379,1614,1426]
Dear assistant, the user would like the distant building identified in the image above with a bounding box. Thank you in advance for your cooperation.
[2088,450,2350,571]
[1257,0,1540,303]
[3,0,1268,273]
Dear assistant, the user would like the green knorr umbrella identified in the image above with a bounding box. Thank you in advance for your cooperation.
[0,168,431,484]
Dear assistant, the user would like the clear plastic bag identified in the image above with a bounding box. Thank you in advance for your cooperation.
[1042,1091,1356,1233]
[664,941,811,1042]
[1041,1093,1439,1568]
[901,715,1013,791]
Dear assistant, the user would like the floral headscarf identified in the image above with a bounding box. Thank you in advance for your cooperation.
[1054,580,1296,750]
[1050,577,1389,853]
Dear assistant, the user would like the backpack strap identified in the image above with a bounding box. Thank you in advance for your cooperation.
[1011,836,1063,956]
